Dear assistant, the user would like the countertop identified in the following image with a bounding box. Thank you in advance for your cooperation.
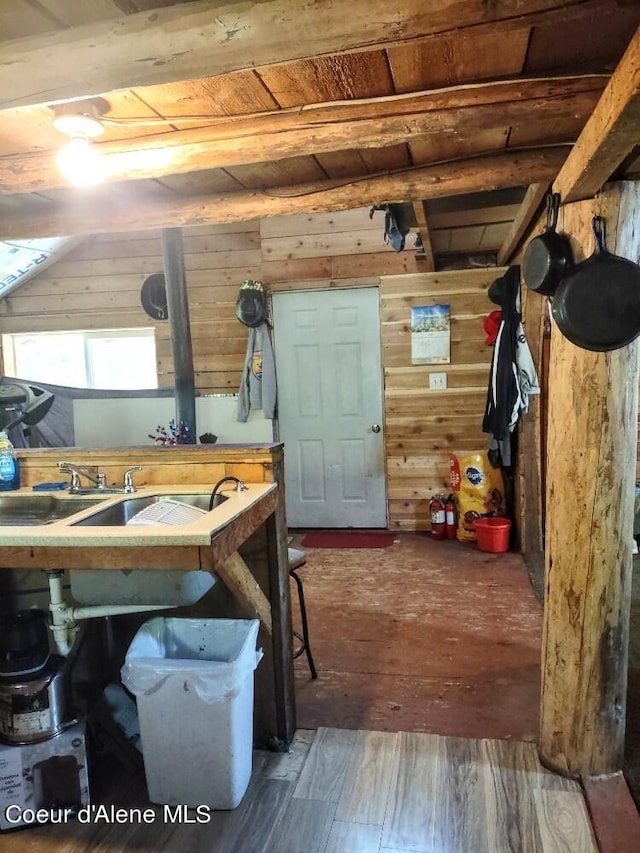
[0,483,277,548]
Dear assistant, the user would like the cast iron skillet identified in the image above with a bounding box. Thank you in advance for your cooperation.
[551,216,640,352]
[522,193,573,296]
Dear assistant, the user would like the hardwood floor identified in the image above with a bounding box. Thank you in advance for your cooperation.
[7,728,597,852]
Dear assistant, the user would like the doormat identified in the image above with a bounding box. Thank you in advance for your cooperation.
[301,531,395,549]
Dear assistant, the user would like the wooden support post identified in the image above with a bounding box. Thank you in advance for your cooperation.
[539,183,640,776]
[265,455,296,746]
[215,551,273,634]
[514,284,547,582]
[411,200,436,271]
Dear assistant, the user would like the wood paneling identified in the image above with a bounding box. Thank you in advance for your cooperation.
[387,29,530,92]
[5,208,496,530]
[257,51,394,107]
[1,221,262,396]
[381,267,500,529]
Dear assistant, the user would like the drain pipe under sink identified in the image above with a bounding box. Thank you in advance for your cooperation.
[46,571,172,656]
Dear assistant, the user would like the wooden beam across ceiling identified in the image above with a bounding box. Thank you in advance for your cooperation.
[553,25,640,203]
[0,75,604,194]
[0,0,604,111]
[0,147,568,240]
[497,182,548,265]
[411,200,436,271]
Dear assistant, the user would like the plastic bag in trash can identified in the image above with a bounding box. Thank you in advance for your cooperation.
[121,617,263,704]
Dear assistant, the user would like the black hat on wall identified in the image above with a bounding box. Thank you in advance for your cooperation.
[488,265,520,307]
[140,273,168,320]
[235,280,267,328]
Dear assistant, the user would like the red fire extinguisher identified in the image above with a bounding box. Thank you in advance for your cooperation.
[445,494,457,540]
[430,494,446,540]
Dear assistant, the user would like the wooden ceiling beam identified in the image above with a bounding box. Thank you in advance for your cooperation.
[0,0,604,111]
[497,182,548,265]
[411,200,436,271]
[553,25,640,202]
[0,147,568,240]
[0,76,603,194]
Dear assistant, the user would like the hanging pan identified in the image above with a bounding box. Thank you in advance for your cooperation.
[551,216,640,352]
[522,192,574,296]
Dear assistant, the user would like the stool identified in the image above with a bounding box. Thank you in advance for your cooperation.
[288,548,317,680]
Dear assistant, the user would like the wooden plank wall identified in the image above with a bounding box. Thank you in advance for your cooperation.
[0,208,498,531]
[0,221,263,394]
[381,269,499,530]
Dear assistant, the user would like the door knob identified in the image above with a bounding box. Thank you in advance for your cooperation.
[371,424,381,433]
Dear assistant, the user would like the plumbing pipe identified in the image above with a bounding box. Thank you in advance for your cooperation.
[47,571,75,656]
[45,571,172,656]
[72,604,171,621]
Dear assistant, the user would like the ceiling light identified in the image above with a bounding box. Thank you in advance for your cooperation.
[52,101,106,186]
[56,136,106,187]
[52,103,105,138]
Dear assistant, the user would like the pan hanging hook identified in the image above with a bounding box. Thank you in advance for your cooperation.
[592,216,607,254]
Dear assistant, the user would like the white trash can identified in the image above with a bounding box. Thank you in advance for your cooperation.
[121,617,262,809]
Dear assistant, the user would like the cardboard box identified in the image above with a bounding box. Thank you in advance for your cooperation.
[0,721,89,831]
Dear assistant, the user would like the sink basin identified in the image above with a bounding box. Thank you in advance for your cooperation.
[69,492,228,607]
[71,492,228,526]
[0,495,107,526]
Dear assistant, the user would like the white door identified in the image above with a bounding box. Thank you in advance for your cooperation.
[273,287,387,528]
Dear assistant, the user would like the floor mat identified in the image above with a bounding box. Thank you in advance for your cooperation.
[301,530,395,548]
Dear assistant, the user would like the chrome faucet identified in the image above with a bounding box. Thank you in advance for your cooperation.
[57,461,142,495]
[123,466,142,493]
[58,461,106,494]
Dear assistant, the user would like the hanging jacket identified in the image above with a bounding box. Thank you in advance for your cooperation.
[237,322,277,422]
[482,266,521,466]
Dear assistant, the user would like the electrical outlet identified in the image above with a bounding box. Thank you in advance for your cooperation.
[429,372,447,390]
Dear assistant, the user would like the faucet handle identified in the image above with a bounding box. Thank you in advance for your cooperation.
[123,466,142,492]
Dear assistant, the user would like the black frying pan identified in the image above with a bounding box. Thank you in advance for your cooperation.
[522,193,573,296]
[551,216,640,352]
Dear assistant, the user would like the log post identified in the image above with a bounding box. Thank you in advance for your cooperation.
[539,182,640,776]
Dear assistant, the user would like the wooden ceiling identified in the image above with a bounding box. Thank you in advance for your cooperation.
[0,0,638,269]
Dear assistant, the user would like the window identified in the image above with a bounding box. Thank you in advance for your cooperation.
[2,328,158,390]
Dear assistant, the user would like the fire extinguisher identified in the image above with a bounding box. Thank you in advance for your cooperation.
[430,494,446,540]
[445,494,457,540]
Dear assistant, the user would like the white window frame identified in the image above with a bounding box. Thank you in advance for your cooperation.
[2,328,158,390]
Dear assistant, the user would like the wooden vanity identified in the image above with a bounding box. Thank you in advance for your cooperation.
[0,443,295,750]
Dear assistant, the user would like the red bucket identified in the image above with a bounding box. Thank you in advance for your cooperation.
[473,517,511,553]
